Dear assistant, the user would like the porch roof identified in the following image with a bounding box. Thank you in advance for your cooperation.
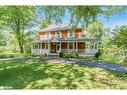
[33,37,97,43]
[58,38,96,42]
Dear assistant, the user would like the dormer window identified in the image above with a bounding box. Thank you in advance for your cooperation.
[56,32,61,38]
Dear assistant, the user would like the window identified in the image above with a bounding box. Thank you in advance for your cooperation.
[56,32,60,38]
[46,32,50,39]
[94,44,97,49]
[69,30,74,37]
[69,43,73,49]
[33,43,40,49]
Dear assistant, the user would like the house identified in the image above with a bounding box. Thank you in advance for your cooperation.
[31,25,98,56]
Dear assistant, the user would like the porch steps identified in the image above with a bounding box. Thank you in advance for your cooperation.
[48,53,58,57]
[79,54,95,57]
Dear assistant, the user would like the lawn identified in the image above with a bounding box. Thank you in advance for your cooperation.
[0,60,127,89]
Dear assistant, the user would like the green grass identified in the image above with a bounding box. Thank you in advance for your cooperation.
[64,57,98,62]
[0,60,127,89]
[0,53,32,59]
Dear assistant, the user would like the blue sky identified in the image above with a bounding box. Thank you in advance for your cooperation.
[100,10,127,31]
[61,10,127,32]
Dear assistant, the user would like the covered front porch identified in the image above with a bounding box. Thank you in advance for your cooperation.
[31,38,98,56]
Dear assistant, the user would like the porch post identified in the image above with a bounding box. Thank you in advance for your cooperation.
[45,43,46,50]
[73,41,75,51]
[76,42,78,52]
[45,43,47,55]
[60,42,61,52]
[48,42,50,55]
[84,42,85,54]
[97,42,98,52]
[37,42,40,54]
[67,42,69,53]
[40,42,42,54]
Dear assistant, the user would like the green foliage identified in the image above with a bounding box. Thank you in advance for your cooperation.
[123,57,127,66]
[113,26,127,49]
[40,6,127,27]
[40,18,52,29]
[95,50,101,60]
[75,52,79,59]
[100,28,127,65]
[58,52,64,58]
[0,31,6,46]
[0,6,36,53]
[64,53,77,58]
[87,21,109,40]
[0,54,22,59]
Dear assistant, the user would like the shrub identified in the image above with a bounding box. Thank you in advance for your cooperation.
[0,54,21,59]
[95,50,101,59]
[44,53,48,57]
[123,57,127,66]
[59,52,64,58]
[64,53,77,58]
[75,52,79,59]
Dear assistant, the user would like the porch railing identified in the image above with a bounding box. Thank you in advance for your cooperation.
[61,49,98,54]
[31,48,98,55]
[31,49,49,55]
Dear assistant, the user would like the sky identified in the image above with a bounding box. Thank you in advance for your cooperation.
[100,10,127,31]
[61,9,127,32]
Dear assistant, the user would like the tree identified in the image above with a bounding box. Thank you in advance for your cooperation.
[113,25,127,49]
[39,18,52,29]
[101,25,127,65]
[0,31,6,46]
[39,6,127,27]
[0,6,36,53]
[87,21,109,40]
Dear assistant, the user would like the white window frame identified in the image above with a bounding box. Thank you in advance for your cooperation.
[55,31,61,38]
[45,32,50,39]
[68,30,74,37]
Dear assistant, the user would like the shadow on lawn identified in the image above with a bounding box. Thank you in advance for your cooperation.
[0,59,127,89]
[0,60,83,89]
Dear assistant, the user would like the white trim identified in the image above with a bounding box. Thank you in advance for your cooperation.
[48,43,50,55]
[76,42,78,52]
[73,42,75,51]
[45,43,46,49]
[55,31,61,38]
[50,37,59,42]
[60,42,61,52]
[45,32,51,39]
[67,42,69,53]
[56,43,60,53]
[68,30,74,37]
[40,43,42,49]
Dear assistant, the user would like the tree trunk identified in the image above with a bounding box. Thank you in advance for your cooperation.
[18,40,24,53]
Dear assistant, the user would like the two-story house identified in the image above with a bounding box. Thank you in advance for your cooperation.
[31,25,98,56]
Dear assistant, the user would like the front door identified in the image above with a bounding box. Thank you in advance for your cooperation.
[51,43,56,53]
[56,43,60,52]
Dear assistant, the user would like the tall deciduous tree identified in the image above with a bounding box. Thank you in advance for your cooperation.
[39,6,127,27]
[0,6,36,53]
[113,25,127,49]
[87,21,109,40]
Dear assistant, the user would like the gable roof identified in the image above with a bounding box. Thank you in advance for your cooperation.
[38,25,81,32]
